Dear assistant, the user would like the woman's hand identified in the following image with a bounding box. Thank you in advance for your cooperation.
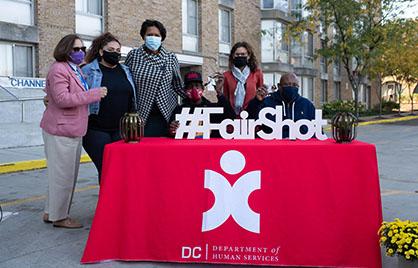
[99,87,108,98]
[256,85,268,101]
[169,120,179,136]
[213,72,224,96]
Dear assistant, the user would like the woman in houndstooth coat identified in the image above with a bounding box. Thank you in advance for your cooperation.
[125,19,186,137]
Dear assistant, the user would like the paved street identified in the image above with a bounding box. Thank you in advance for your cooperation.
[0,119,417,268]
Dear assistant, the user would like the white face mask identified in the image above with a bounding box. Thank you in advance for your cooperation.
[145,36,162,51]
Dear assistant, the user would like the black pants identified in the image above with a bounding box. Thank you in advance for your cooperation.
[82,127,121,183]
[144,104,169,137]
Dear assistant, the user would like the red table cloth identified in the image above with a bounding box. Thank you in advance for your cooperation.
[82,138,382,267]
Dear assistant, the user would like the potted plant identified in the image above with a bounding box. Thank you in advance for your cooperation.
[378,219,418,267]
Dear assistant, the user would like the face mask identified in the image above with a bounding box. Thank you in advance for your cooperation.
[233,56,248,68]
[281,86,299,103]
[145,36,162,51]
[102,50,121,66]
[186,87,203,103]
[69,51,85,65]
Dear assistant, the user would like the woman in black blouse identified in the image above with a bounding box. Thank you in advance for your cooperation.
[82,32,137,182]
[125,19,185,137]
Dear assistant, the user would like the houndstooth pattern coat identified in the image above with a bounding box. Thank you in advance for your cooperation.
[125,45,185,123]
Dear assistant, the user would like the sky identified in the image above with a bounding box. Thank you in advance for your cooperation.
[396,0,418,19]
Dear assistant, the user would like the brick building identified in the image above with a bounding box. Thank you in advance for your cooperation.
[0,0,261,83]
[0,0,380,148]
[259,0,378,109]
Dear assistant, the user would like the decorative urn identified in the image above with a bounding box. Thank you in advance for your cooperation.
[331,112,358,143]
[120,113,145,143]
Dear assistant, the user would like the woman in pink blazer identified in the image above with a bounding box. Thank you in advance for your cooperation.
[40,34,107,228]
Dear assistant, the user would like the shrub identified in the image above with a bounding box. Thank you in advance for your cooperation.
[374,100,400,113]
[322,100,365,118]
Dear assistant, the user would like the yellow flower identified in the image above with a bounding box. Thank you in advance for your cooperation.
[388,249,394,254]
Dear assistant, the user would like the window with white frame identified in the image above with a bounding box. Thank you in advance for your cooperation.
[261,20,289,63]
[321,79,328,103]
[333,59,341,78]
[263,72,282,92]
[320,40,327,73]
[182,0,199,52]
[261,0,288,13]
[290,0,308,19]
[304,31,313,67]
[75,0,103,37]
[300,76,314,101]
[219,7,232,54]
[290,37,302,66]
[291,32,312,67]
[0,0,33,26]
[359,84,368,104]
[290,0,301,17]
[0,42,34,77]
[334,81,341,100]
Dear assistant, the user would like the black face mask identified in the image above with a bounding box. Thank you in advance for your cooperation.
[233,56,248,68]
[102,50,121,66]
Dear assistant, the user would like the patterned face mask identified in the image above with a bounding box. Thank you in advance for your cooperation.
[186,87,204,103]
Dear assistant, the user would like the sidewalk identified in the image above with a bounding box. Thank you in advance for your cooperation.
[0,112,417,174]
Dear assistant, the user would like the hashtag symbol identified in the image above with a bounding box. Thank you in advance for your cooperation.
[175,107,211,139]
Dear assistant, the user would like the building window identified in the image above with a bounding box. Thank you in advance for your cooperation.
[219,8,232,54]
[304,31,313,67]
[0,0,33,26]
[263,72,282,91]
[261,0,288,13]
[333,59,341,78]
[290,37,302,66]
[300,76,314,101]
[290,0,308,19]
[334,81,341,100]
[319,17,327,40]
[0,42,34,77]
[75,0,103,37]
[261,20,289,63]
[320,40,327,73]
[291,32,312,67]
[182,0,199,52]
[321,79,328,103]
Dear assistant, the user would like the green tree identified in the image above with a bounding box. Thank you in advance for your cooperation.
[394,20,418,114]
[369,19,418,116]
[290,0,413,117]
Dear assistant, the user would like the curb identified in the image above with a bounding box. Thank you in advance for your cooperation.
[357,115,418,126]
[323,115,418,131]
[1,115,417,175]
[0,154,91,175]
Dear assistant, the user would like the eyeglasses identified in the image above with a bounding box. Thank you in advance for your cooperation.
[73,46,86,52]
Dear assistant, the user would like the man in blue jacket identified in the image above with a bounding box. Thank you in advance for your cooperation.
[247,72,316,138]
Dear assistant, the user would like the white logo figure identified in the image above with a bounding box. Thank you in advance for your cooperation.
[202,150,261,233]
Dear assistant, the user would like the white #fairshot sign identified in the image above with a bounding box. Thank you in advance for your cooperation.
[175,106,328,140]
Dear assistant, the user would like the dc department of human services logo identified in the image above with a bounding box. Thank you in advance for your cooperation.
[202,150,261,233]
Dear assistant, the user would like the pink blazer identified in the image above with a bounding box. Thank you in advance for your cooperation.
[40,62,102,137]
